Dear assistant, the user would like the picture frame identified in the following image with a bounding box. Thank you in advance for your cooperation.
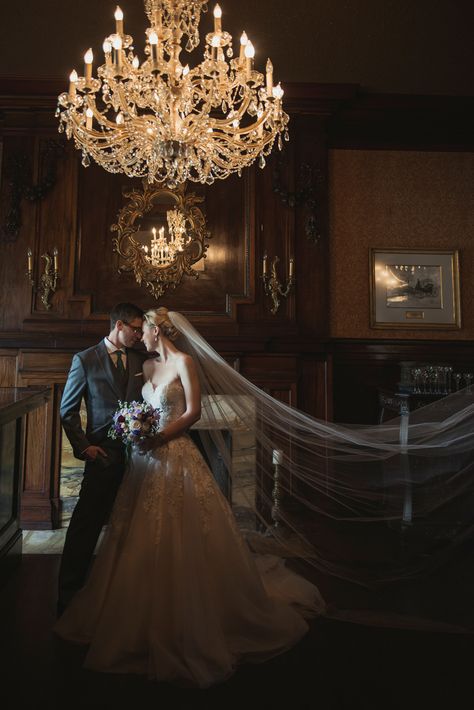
[369,249,461,329]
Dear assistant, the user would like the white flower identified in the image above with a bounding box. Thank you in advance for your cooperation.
[131,420,142,431]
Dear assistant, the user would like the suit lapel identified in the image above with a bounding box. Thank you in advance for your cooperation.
[95,340,124,401]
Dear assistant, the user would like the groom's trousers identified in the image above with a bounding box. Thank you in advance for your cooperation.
[57,447,125,611]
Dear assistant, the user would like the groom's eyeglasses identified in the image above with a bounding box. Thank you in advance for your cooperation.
[123,321,143,335]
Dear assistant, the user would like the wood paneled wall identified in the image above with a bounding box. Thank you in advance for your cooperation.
[0,82,345,340]
[1,81,473,527]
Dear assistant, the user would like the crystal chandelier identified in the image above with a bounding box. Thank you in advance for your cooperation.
[142,208,190,266]
[57,0,289,187]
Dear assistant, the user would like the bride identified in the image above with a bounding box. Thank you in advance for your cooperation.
[54,307,326,688]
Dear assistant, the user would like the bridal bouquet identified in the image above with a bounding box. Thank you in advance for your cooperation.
[108,400,161,446]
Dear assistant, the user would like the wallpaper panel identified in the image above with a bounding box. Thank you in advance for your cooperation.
[329,149,474,339]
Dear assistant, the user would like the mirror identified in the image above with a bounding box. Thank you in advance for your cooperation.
[111,180,211,299]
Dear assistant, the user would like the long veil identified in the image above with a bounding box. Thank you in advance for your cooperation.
[169,312,474,631]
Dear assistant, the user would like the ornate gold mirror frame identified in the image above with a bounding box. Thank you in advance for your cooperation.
[111,180,210,299]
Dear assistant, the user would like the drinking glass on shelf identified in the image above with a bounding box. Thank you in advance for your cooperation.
[420,370,429,394]
[446,366,453,393]
[411,368,421,394]
[440,366,448,394]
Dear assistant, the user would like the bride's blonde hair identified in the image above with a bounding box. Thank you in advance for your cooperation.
[143,307,180,341]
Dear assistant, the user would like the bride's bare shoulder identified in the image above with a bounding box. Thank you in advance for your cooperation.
[143,357,158,376]
[175,351,195,371]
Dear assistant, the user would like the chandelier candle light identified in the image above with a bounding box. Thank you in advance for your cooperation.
[57,0,289,187]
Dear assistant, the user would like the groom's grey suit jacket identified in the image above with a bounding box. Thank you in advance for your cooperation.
[60,340,147,461]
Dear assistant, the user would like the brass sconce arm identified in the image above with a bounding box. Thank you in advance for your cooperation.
[26,247,60,310]
[262,253,295,314]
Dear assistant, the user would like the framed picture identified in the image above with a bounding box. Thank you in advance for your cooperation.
[369,249,461,329]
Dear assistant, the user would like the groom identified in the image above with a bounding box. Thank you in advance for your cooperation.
[57,302,146,615]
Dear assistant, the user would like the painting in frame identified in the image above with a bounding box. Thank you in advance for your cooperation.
[369,249,461,329]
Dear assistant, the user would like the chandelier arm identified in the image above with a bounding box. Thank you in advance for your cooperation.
[183,91,258,135]
[209,112,273,136]
[88,107,125,133]
[208,95,253,126]
[72,119,129,147]
[200,144,261,171]
[115,81,137,116]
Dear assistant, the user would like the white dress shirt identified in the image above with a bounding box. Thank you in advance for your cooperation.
[104,337,127,370]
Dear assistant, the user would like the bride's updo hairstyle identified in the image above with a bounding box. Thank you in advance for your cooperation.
[144,307,180,341]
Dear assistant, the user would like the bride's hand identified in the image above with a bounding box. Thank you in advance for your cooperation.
[136,438,154,455]
[136,433,166,455]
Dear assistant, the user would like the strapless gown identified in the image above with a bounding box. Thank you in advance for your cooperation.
[54,380,325,688]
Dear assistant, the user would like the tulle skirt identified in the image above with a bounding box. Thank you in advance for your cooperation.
[54,435,325,688]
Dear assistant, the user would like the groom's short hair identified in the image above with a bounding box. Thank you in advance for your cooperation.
[110,303,143,329]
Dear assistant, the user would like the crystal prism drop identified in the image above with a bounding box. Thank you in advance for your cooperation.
[82,152,90,167]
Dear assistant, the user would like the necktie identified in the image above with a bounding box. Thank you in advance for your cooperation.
[115,350,126,377]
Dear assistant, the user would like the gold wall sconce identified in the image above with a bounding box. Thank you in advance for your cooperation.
[26,247,59,310]
[111,180,211,299]
[262,253,295,314]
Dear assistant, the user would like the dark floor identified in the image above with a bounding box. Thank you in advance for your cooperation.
[2,555,472,710]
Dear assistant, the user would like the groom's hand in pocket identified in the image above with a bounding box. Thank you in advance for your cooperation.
[84,445,108,462]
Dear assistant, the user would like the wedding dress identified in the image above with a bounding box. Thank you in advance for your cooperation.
[54,379,326,688]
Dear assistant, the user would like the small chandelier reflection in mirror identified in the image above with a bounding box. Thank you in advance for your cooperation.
[143,209,189,266]
[111,180,210,299]
[56,0,289,188]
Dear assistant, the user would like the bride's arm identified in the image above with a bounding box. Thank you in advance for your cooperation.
[156,354,201,444]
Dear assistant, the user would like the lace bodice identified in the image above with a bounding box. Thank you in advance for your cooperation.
[142,379,186,429]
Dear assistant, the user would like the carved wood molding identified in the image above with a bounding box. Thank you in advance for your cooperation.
[272,156,323,243]
[0,140,65,242]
